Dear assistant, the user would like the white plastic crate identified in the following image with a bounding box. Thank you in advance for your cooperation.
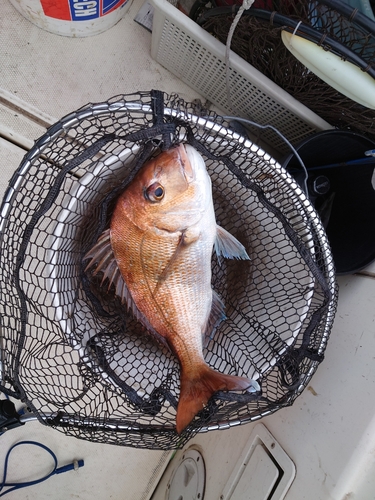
[150,0,333,156]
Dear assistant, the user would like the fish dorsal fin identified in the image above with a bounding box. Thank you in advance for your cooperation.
[215,225,250,260]
[84,229,136,306]
[203,290,226,346]
[84,230,169,349]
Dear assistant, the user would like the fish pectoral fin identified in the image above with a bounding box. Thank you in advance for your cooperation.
[215,225,250,260]
[203,290,226,346]
[181,226,201,245]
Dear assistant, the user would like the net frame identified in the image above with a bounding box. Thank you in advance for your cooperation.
[0,91,337,449]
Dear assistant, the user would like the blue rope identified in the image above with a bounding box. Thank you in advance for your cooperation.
[0,440,84,497]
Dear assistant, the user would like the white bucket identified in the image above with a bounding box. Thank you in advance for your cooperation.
[8,0,131,37]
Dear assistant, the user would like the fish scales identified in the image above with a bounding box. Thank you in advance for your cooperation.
[111,185,215,366]
[85,143,259,433]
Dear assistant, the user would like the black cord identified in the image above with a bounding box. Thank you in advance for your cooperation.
[222,115,310,196]
[195,7,375,78]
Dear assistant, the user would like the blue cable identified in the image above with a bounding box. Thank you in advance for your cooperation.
[0,440,84,497]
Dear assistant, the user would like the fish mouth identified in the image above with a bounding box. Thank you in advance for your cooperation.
[177,144,195,183]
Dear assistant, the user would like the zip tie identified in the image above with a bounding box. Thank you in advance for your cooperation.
[270,10,276,26]
[349,7,359,22]
[318,32,328,48]
[291,20,302,40]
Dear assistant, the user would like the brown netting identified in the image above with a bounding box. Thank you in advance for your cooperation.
[196,0,375,142]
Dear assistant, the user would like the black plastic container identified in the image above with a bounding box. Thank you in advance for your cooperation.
[282,130,375,274]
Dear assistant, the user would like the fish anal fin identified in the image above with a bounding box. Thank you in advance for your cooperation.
[215,225,250,260]
[176,365,256,434]
[203,291,226,346]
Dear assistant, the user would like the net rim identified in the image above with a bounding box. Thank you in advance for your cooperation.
[0,92,338,445]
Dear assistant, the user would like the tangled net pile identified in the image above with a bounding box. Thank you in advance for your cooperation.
[0,91,337,449]
[195,0,375,142]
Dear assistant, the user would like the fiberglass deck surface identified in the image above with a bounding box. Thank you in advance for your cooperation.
[1,1,375,499]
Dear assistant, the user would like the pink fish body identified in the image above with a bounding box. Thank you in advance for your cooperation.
[85,144,255,433]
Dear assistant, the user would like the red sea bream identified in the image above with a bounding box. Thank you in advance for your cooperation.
[84,144,258,433]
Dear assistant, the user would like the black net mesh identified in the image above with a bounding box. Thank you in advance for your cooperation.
[194,0,375,142]
[0,91,337,449]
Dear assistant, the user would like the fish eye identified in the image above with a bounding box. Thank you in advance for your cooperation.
[144,182,165,202]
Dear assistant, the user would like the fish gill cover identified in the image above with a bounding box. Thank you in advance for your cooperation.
[0,90,337,449]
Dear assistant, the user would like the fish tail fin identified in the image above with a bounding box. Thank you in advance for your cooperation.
[176,365,258,434]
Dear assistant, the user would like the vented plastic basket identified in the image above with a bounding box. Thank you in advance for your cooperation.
[150,0,333,156]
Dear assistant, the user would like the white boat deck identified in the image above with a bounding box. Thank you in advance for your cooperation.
[1,1,375,498]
